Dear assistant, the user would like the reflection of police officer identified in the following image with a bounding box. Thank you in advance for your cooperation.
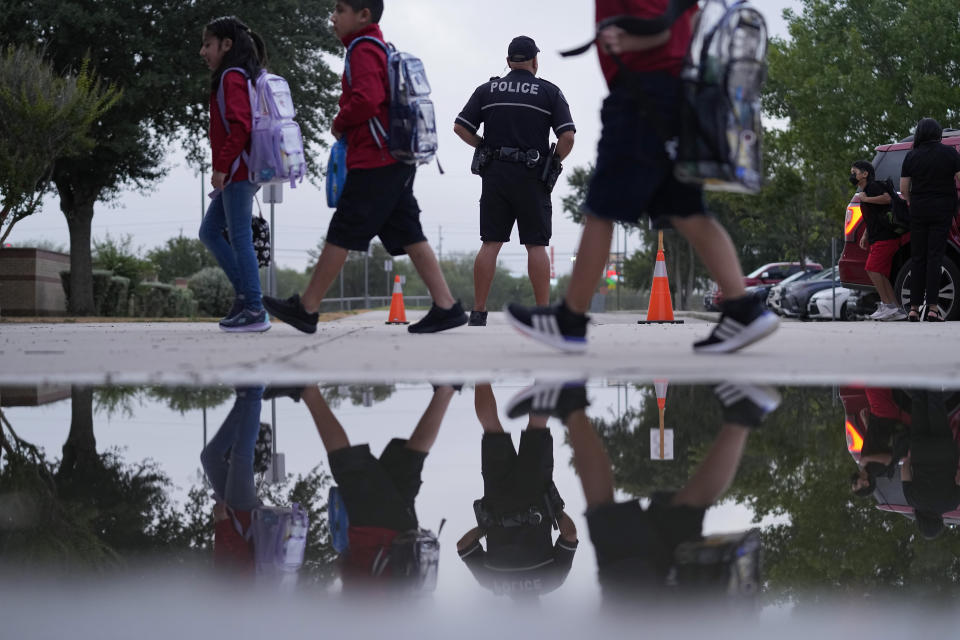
[454,36,576,327]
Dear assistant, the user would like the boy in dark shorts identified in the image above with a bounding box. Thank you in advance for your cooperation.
[262,0,466,335]
[457,384,578,598]
[852,160,906,321]
[505,1,778,353]
[301,382,456,587]
[506,380,779,599]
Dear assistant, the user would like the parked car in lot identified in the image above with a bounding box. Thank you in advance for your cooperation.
[807,286,859,321]
[778,267,840,318]
[763,268,825,312]
[704,261,823,311]
[839,129,960,320]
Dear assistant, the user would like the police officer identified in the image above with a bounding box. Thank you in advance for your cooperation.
[454,35,576,326]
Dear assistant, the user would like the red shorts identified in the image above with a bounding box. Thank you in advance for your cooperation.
[865,237,901,275]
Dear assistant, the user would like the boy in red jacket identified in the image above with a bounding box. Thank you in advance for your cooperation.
[263,0,467,335]
[506,0,778,354]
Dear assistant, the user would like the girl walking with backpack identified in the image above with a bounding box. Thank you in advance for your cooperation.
[198,16,270,332]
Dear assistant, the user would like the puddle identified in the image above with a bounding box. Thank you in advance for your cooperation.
[2,380,958,626]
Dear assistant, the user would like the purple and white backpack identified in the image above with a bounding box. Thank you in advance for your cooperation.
[217,67,308,187]
[247,503,309,584]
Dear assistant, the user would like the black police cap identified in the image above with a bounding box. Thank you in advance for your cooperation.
[507,36,539,62]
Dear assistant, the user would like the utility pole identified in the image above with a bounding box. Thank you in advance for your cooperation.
[438,225,443,262]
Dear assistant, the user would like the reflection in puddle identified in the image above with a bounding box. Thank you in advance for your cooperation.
[2,380,959,615]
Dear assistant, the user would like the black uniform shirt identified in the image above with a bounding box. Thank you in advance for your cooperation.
[456,69,575,158]
[901,142,960,218]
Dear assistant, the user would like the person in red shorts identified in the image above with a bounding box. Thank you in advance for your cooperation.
[852,160,907,321]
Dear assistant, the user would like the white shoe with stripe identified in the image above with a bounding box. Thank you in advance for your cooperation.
[694,310,780,354]
[506,381,589,420]
[504,303,588,353]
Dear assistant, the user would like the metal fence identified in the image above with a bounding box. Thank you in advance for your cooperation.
[317,295,433,313]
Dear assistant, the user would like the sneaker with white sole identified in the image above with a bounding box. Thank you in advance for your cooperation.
[504,301,589,353]
[882,307,907,322]
[714,383,781,428]
[871,304,900,321]
[506,381,590,421]
[220,307,271,333]
[694,296,779,354]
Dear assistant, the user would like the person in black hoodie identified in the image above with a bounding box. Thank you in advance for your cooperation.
[457,383,578,598]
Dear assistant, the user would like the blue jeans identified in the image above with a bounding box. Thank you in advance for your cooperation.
[199,181,263,311]
[200,386,264,511]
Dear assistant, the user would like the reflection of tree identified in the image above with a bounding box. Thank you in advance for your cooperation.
[317,384,396,409]
[0,386,335,583]
[596,385,960,602]
[94,386,234,419]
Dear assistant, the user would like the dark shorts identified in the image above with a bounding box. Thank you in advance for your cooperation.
[326,163,428,255]
[587,495,704,589]
[584,73,705,227]
[480,162,552,246]
[328,439,425,531]
[481,430,554,513]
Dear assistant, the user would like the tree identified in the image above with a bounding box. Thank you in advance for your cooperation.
[146,234,219,283]
[0,1,342,314]
[0,45,118,245]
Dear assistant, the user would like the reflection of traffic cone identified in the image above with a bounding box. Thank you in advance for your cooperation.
[638,231,684,325]
[655,379,668,459]
[386,275,409,325]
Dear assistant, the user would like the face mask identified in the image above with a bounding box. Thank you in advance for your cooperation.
[849,173,859,186]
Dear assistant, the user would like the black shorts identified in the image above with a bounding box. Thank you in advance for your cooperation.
[587,494,704,589]
[328,439,425,531]
[584,73,705,228]
[481,430,554,513]
[326,163,428,255]
[480,161,552,246]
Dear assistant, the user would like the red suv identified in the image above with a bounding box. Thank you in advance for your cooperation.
[839,130,960,320]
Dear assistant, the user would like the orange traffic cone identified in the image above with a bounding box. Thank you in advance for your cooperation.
[652,379,672,460]
[638,231,684,324]
[386,275,409,325]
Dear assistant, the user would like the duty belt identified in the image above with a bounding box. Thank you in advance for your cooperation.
[494,147,542,168]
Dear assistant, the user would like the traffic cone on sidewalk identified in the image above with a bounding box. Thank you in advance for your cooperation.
[386,275,409,325]
[638,231,684,325]
[651,379,673,461]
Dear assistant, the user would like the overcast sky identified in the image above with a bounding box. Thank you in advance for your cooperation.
[9,1,803,277]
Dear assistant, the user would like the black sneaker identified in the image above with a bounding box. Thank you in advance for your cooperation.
[468,310,488,326]
[506,381,590,422]
[263,386,304,402]
[219,307,271,333]
[219,296,244,326]
[262,294,319,334]
[713,383,781,428]
[693,296,779,354]
[504,301,588,353]
[408,300,468,334]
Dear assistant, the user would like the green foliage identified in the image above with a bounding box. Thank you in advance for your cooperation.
[0,45,118,244]
[187,266,234,317]
[59,269,116,315]
[317,384,397,409]
[92,233,150,289]
[146,234,218,283]
[262,266,312,300]
[103,276,130,316]
[129,281,195,317]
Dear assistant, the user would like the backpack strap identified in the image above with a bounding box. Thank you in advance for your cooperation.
[560,0,701,57]
[215,67,255,185]
[344,36,389,86]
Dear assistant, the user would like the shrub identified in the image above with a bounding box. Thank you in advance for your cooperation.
[167,287,196,317]
[187,267,234,317]
[92,233,150,289]
[103,276,130,317]
[131,282,173,317]
[60,269,115,315]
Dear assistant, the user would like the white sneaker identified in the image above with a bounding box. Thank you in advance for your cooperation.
[882,307,907,322]
[871,304,899,321]
[868,304,889,320]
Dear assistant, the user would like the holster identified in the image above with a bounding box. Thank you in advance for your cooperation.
[471,145,493,176]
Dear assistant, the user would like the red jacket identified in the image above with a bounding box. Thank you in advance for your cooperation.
[595,0,697,86]
[213,509,254,573]
[340,525,399,586]
[209,69,252,183]
[333,25,396,170]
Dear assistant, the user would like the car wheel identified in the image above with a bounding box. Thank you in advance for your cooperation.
[894,254,960,320]
[841,301,857,321]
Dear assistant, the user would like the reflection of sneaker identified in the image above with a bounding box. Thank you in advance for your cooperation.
[693,297,779,354]
[714,383,781,428]
[262,294,319,334]
[504,302,588,353]
[506,381,590,421]
[263,386,303,402]
[219,297,243,326]
[408,301,468,334]
[468,310,488,326]
[220,307,271,333]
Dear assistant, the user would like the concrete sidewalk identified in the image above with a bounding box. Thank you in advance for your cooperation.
[1,311,959,386]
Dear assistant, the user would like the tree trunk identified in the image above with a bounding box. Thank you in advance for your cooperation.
[64,200,96,315]
[60,386,98,478]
